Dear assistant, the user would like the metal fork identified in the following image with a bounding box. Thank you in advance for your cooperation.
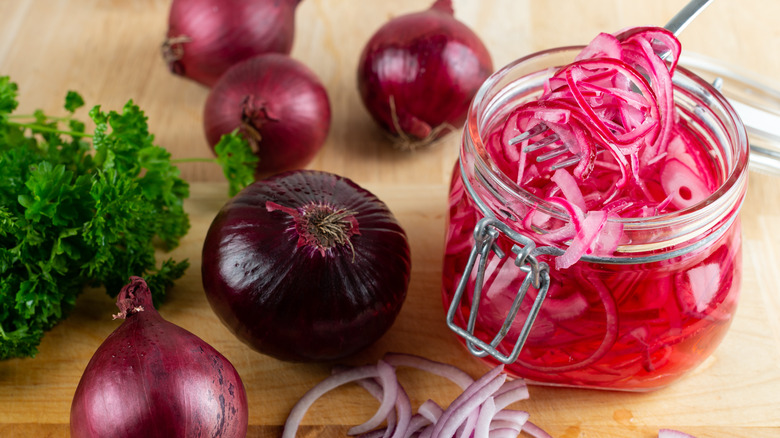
[508,0,715,170]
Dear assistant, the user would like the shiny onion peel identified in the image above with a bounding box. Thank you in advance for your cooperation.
[203,53,332,178]
[70,277,248,438]
[162,0,301,87]
[201,170,411,362]
[357,0,493,149]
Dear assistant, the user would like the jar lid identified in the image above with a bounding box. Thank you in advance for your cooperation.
[680,52,780,176]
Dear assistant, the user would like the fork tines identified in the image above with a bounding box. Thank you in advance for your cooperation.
[507,122,548,146]
[506,122,582,170]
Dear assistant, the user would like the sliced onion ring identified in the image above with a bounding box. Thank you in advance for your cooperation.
[281,361,396,438]
[281,353,546,438]
[281,353,696,438]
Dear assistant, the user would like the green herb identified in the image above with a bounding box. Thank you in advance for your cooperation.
[175,130,258,197]
[0,77,257,359]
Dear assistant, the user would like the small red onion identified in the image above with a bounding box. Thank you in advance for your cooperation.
[357,0,493,149]
[70,277,248,438]
[201,170,411,362]
[203,53,332,178]
[162,0,302,87]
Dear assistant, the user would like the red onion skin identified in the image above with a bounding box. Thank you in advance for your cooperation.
[357,0,493,146]
[203,54,332,178]
[163,0,302,87]
[70,277,248,438]
[201,170,411,362]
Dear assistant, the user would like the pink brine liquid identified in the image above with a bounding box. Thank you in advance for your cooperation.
[442,29,747,390]
[442,163,741,390]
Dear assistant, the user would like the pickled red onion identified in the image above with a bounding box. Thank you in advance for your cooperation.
[486,27,720,267]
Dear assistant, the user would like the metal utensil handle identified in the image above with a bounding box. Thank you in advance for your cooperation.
[664,0,714,35]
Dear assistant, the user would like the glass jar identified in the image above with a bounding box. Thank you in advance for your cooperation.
[441,46,749,391]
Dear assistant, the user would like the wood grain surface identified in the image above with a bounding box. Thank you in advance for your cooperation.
[1,1,780,437]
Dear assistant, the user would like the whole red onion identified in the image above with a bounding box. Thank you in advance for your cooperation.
[70,277,248,438]
[162,0,302,87]
[201,170,411,362]
[203,54,331,178]
[357,0,493,149]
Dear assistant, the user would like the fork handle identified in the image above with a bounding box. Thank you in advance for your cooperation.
[664,0,714,35]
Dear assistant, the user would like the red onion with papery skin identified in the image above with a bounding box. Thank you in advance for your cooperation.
[162,0,301,87]
[70,277,248,438]
[357,0,493,149]
[203,53,331,178]
[201,170,411,362]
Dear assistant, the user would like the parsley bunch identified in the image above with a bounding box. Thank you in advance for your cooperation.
[0,77,257,359]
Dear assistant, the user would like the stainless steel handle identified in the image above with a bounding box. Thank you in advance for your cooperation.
[664,0,714,35]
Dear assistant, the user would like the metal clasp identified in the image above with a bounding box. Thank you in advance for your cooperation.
[445,216,551,365]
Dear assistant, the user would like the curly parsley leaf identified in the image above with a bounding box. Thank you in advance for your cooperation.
[64,91,84,113]
[0,77,19,119]
[0,76,258,359]
[215,130,259,196]
[0,79,191,359]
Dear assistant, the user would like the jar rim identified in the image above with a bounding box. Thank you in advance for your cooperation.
[464,45,750,239]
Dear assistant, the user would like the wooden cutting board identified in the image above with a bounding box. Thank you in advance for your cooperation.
[1,179,779,437]
[1,0,780,436]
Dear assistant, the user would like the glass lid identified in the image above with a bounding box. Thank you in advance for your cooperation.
[680,52,780,176]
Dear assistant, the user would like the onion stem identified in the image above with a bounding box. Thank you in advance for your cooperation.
[387,95,456,151]
[305,207,357,248]
[161,35,191,64]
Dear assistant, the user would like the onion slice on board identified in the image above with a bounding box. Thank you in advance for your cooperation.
[281,353,549,438]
